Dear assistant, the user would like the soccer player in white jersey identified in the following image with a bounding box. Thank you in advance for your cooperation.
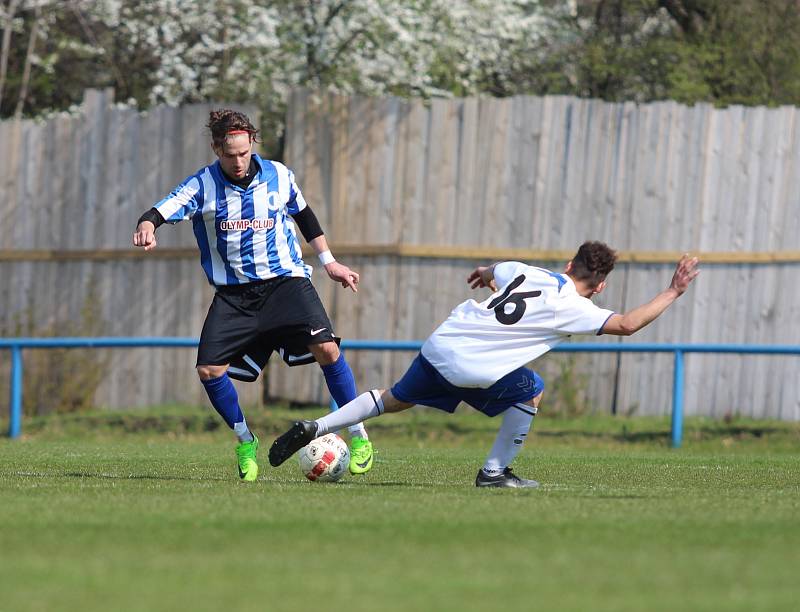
[269,242,700,487]
[132,109,374,481]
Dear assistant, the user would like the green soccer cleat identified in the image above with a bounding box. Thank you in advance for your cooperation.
[349,436,374,475]
[235,434,259,482]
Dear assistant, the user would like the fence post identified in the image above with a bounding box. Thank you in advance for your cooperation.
[671,349,685,448]
[9,345,23,438]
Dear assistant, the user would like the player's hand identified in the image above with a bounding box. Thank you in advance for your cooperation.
[325,261,359,292]
[133,221,157,251]
[670,254,699,295]
[467,266,497,292]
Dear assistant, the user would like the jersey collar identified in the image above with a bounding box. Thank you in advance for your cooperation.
[215,154,262,190]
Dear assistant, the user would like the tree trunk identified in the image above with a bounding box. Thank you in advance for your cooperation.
[0,0,22,110]
[13,3,38,119]
[658,0,708,35]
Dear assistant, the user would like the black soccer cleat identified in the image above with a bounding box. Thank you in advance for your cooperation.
[268,420,319,467]
[475,467,540,489]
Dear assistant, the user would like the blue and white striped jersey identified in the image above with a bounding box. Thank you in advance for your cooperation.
[153,154,312,286]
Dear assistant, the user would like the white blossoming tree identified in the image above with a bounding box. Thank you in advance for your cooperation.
[0,0,552,141]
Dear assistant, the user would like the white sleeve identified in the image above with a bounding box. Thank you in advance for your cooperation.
[554,296,615,336]
[285,168,307,215]
[153,176,201,223]
[493,261,527,289]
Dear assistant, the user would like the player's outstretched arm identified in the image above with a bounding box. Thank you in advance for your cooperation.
[307,235,360,292]
[132,220,157,251]
[602,254,699,336]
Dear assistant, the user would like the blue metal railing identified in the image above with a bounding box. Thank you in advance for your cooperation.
[2,338,799,446]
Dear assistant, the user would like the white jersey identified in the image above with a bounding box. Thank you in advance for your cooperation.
[421,261,615,388]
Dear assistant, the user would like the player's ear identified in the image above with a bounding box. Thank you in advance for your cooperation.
[564,261,573,274]
[593,280,607,295]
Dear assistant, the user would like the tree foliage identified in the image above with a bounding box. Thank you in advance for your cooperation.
[1,0,799,152]
[554,0,800,106]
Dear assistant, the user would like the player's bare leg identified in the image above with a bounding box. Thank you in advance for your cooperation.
[476,391,543,489]
[197,363,259,481]
[268,390,412,467]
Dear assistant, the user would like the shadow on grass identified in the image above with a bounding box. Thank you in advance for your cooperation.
[362,481,417,487]
[588,494,653,499]
[537,426,790,444]
[283,480,431,488]
[62,471,228,482]
[11,411,799,448]
[535,430,671,442]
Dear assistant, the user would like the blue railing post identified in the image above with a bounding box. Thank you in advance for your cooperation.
[9,345,23,439]
[671,349,685,448]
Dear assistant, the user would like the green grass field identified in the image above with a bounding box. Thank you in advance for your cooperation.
[1,407,798,612]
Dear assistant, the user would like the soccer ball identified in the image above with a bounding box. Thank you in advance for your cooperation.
[298,433,350,482]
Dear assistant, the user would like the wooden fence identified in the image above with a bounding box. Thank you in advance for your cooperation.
[1,89,799,419]
[278,90,800,420]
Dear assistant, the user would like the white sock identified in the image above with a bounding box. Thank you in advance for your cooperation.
[482,404,536,474]
[234,419,254,443]
[316,390,384,436]
[348,423,369,439]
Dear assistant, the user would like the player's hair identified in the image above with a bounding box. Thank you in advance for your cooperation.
[207,109,259,148]
[569,241,617,287]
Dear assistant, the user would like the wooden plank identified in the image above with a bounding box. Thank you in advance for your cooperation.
[452,97,480,247]
[0,121,12,248]
[775,107,800,419]
[511,96,541,248]
[326,92,350,238]
[718,105,758,416]
[740,106,771,416]
[427,99,461,324]
[307,96,371,401]
[646,102,680,411]
[478,97,511,246]
[559,96,589,247]
[3,121,23,250]
[3,246,799,263]
[16,121,37,251]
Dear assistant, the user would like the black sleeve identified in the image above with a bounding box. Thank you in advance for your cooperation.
[137,208,166,229]
[291,205,324,242]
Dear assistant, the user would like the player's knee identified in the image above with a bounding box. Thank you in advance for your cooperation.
[310,341,340,366]
[196,364,228,381]
[516,393,543,416]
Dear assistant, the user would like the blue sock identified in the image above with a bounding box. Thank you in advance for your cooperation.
[320,354,358,408]
[320,355,368,439]
[201,373,252,442]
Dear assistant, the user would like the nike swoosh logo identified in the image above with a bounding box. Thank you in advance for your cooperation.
[355,458,371,469]
[310,328,327,336]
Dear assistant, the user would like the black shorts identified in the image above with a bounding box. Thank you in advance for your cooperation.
[196,276,338,379]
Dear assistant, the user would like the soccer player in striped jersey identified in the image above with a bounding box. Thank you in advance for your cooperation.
[132,109,374,481]
[269,243,699,487]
